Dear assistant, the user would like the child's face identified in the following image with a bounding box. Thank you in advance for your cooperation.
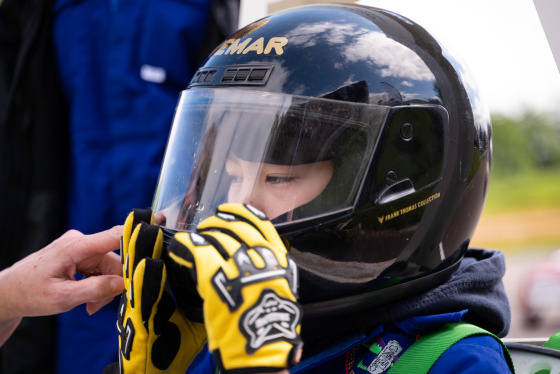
[225,154,334,220]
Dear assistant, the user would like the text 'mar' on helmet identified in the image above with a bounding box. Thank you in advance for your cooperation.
[152,4,492,316]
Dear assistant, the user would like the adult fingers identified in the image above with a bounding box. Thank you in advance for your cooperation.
[63,275,124,312]
[86,296,117,315]
[95,251,123,276]
[72,226,123,263]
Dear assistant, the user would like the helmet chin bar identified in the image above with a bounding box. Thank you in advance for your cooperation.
[301,257,462,318]
[161,225,463,322]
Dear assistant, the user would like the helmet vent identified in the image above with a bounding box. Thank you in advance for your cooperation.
[234,69,251,81]
[203,70,216,82]
[189,66,273,87]
[248,69,268,81]
[222,69,237,82]
[191,69,217,84]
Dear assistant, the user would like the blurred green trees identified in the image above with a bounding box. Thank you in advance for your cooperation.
[487,111,560,213]
[492,112,560,174]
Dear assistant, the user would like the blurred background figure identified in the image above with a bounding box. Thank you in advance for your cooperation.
[519,249,560,328]
[0,0,239,373]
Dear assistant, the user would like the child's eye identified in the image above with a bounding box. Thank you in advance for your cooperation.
[226,171,243,184]
[229,175,243,184]
[266,176,295,184]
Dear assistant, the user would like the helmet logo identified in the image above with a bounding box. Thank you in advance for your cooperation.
[214,37,288,56]
[377,192,441,224]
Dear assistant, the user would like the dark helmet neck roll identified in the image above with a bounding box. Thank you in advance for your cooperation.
[153,4,492,317]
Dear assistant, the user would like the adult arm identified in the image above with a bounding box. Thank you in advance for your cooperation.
[0,226,124,346]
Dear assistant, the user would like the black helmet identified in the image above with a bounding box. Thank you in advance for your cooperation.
[153,4,492,317]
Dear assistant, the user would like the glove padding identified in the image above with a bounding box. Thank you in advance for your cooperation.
[168,203,303,373]
[117,209,207,373]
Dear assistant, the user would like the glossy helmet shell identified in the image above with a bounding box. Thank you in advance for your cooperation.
[183,4,492,316]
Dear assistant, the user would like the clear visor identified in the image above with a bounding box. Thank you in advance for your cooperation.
[152,88,386,231]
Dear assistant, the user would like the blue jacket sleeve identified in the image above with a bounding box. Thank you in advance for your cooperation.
[429,335,513,374]
[186,346,216,374]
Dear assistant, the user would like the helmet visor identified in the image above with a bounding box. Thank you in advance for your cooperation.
[152,88,385,231]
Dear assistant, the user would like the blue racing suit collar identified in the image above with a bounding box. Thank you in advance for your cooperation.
[291,310,469,373]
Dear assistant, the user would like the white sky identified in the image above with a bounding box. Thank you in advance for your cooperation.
[240,0,560,116]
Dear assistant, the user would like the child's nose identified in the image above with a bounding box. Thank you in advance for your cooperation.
[237,185,268,218]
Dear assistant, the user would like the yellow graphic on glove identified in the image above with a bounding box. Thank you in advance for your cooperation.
[117,209,207,373]
[167,203,303,373]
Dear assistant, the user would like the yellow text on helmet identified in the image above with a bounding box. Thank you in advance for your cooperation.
[213,37,289,56]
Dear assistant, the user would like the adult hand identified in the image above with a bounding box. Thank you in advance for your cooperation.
[0,226,124,326]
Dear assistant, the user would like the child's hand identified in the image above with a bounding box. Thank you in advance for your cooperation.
[168,203,303,373]
[117,209,206,373]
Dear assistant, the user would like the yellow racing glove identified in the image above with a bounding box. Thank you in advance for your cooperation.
[167,203,303,374]
[117,209,207,373]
